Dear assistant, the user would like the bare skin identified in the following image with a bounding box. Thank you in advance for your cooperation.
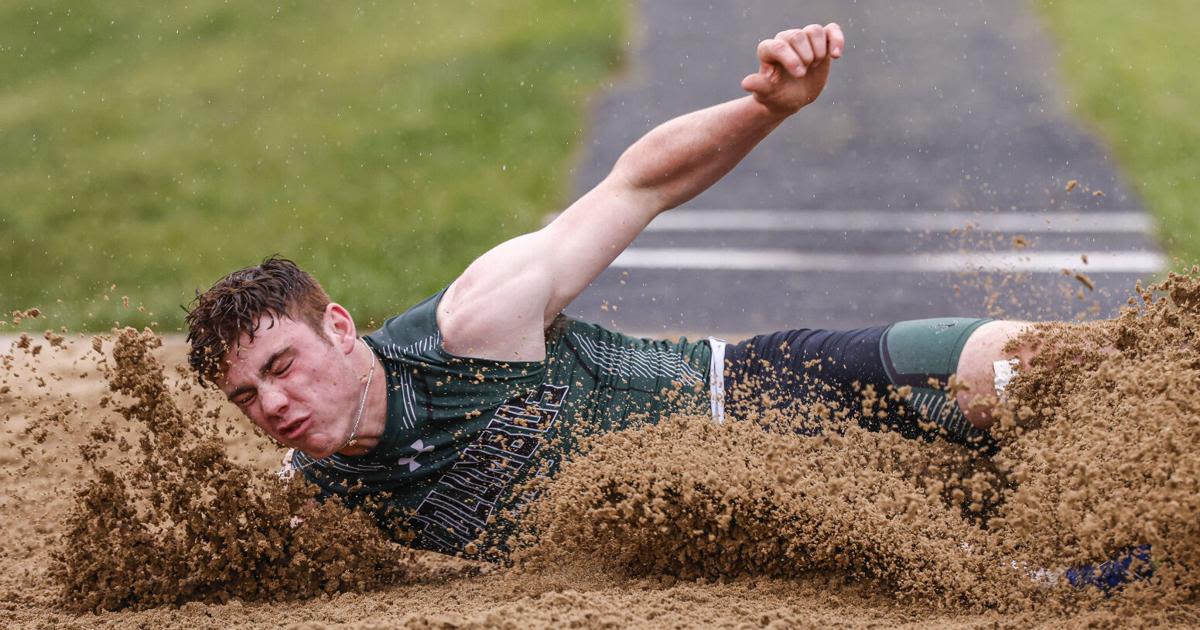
[955,321,1038,429]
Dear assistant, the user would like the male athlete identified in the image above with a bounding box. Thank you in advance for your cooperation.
[186,24,1037,556]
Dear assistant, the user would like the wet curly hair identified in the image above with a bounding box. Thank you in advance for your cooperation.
[185,256,331,386]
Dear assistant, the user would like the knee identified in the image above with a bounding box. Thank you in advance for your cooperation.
[955,320,1036,429]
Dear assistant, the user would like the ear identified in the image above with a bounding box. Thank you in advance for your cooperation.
[322,303,359,355]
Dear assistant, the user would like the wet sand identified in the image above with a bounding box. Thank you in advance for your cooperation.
[3,272,1199,628]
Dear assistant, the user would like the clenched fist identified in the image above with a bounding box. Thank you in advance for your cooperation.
[742,23,845,115]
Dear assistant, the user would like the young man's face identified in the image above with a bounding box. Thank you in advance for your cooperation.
[217,308,362,458]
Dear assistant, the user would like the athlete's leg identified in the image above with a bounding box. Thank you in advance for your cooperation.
[724,325,979,446]
[723,327,888,433]
[726,318,1010,452]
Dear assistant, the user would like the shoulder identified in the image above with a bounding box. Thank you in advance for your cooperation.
[367,288,448,352]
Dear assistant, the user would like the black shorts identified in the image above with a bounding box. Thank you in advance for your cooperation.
[722,319,995,451]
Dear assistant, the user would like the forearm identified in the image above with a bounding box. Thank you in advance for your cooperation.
[610,95,789,212]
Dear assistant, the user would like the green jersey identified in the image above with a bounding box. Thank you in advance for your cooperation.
[291,288,712,556]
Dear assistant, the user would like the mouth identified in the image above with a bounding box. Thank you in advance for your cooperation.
[278,416,310,442]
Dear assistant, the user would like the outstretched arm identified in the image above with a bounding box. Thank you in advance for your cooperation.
[440,24,845,361]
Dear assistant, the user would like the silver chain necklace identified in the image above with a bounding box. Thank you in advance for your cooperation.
[342,338,375,449]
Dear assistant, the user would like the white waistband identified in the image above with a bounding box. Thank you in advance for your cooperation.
[708,337,727,425]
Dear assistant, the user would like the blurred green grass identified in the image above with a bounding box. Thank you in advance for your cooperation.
[0,0,626,332]
[1036,0,1200,266]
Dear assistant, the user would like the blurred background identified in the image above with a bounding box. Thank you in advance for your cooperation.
[1,1,1196,335]
[0,0,626,331]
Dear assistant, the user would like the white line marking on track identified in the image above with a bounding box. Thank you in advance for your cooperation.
[641,209,1154,234]
[612,248,1165,274]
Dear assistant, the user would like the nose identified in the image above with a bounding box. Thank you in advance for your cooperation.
[260,386,289,421]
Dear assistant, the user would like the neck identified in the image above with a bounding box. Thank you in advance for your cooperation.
[336,340,387,457]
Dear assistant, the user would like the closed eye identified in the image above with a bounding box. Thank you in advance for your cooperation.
[274,359,293,376]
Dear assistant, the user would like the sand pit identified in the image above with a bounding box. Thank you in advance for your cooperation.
[3,272,1200,627]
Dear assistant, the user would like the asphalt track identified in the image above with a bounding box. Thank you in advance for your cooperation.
[565,1,1163,339]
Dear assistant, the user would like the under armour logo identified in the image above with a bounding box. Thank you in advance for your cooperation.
[397,439,434,472]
